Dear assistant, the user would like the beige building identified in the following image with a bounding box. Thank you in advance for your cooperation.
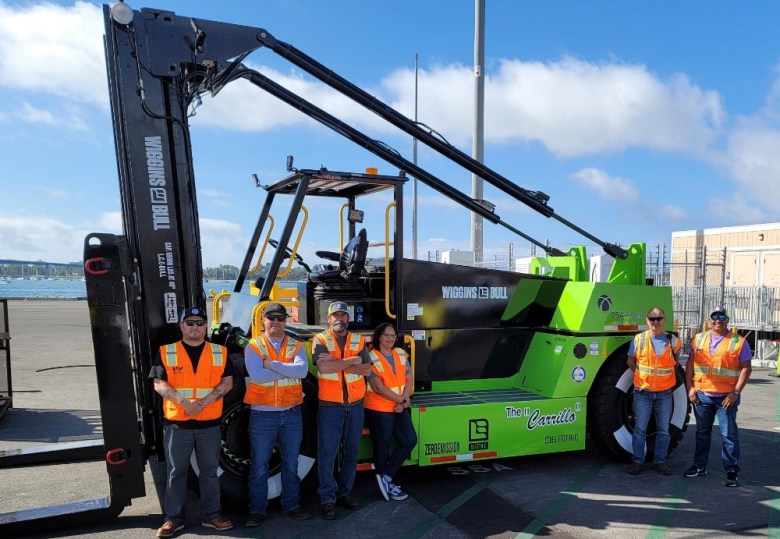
[672,222,780,287]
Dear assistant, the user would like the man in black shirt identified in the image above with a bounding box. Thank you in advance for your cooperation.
[149,307,234,538]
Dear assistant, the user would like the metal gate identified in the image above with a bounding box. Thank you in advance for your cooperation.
[648,245,727,355]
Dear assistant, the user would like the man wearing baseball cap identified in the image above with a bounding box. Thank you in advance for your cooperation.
[684,306,752,487]
[149,307,235,537]
[244,303,312,526]
[312,300,372,519]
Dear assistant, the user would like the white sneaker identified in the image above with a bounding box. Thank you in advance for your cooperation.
[375,474,390,501]
[387,481,408,501]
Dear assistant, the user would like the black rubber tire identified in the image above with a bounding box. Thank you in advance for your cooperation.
[587,352,690,462]
[195,375,319,513]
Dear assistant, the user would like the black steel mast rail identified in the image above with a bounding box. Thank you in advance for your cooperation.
[254,31,627,259]
[233,66,562,256]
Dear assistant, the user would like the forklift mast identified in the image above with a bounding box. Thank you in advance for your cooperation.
[0,3,638,534]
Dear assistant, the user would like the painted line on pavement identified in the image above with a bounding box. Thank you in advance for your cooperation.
[514,460,606,538]
[399,478,493,539]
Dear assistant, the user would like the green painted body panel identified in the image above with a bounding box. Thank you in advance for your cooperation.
[413,392,586,465]
[549,281,673,333]
[321,242,676,467]
[516,332,632,397]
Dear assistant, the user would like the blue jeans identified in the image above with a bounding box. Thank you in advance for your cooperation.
[163,424,221,521]
[692,391,741,472]
[317,403,363,504]
[631,387,673,464]
[248,407,303,514]
[365,408,418,479]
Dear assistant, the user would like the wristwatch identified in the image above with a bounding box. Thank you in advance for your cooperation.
[733,390,740,396]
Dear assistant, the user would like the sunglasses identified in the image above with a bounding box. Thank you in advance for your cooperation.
[647,316,664,322]
[265,315,287,322]
[183,320,206,327]
[711,314,727,321]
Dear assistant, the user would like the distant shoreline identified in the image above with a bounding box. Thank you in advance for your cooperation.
[1,297,86,301]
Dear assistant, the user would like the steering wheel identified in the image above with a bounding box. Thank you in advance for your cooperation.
[268,239,310,271]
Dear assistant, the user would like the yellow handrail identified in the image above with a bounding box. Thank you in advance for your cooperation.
[403,333,415,397]
[210,290,232,325]
[385,202,396,319]
[278,205,309,278]
[339,203,349,251]
[248,215,275,274]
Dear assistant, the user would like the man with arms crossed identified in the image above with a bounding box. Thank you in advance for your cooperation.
[313,301,372,520]
[244,303,312,527]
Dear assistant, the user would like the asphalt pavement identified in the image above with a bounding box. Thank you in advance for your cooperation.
[0,300,778,538]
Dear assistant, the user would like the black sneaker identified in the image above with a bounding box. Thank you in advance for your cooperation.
[684,465,707,477]
[283,507,313,521]
[245,513,265,527]
[337,494,359,510]
[724,471,738,487]
[321,503,336,520]
[627,462,641,475]
[652,463,673,476]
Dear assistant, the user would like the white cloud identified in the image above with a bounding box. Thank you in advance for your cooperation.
[200,188,233,208]
[706,196,770,225]
[0,1,107,107]
[384,58,724,157]
[570,167,639,203]
[0,216,82,262]
[18,101,90,132]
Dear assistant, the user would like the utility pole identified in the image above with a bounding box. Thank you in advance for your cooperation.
[471,0,485,265]
[412,53,419,260]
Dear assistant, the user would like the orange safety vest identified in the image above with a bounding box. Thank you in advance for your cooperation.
[364,347,410,413]
[632,330,679,391]
[160,341,227,421]
[313,328,366,404]
[244,335,304,408]
[691,330,745,393]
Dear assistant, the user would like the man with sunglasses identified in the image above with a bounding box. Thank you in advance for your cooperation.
[150,307,235,538]
[312,301,372,520]
[244,303,312,527]
[626,307,680,476]
[684,307,752,487]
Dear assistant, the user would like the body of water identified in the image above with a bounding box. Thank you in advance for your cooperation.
[0,279,256,299]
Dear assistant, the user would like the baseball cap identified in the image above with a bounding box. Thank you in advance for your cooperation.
[180,307,207,322]
[263,302,288,317]
[327,301,349,315]
[710,306,729,317]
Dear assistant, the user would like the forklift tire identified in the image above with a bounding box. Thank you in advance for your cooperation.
[191,376,319,511]
[587,353,689,462]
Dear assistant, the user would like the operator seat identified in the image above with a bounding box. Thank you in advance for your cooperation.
[309,229,368,284]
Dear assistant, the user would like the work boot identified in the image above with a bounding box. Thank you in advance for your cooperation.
[321,503,336,520]
[201,516,233,531]
[652,463,672,475]
[283,507,313,520]
[156,519,184,538]
[245,513,265,527]
[337,494,359,509]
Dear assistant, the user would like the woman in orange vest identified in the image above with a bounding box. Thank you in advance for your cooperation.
[365,322,417,502]
[625,307,680,476]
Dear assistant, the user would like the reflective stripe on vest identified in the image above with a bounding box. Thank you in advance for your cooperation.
[315,329,365,404]
[691,330,744,392]
[365,348,409,413]
[243,336,303,407]
[632,330,676,391]
[160,341,226,421]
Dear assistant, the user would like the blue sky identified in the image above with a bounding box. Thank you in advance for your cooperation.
[1,1,779,268]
